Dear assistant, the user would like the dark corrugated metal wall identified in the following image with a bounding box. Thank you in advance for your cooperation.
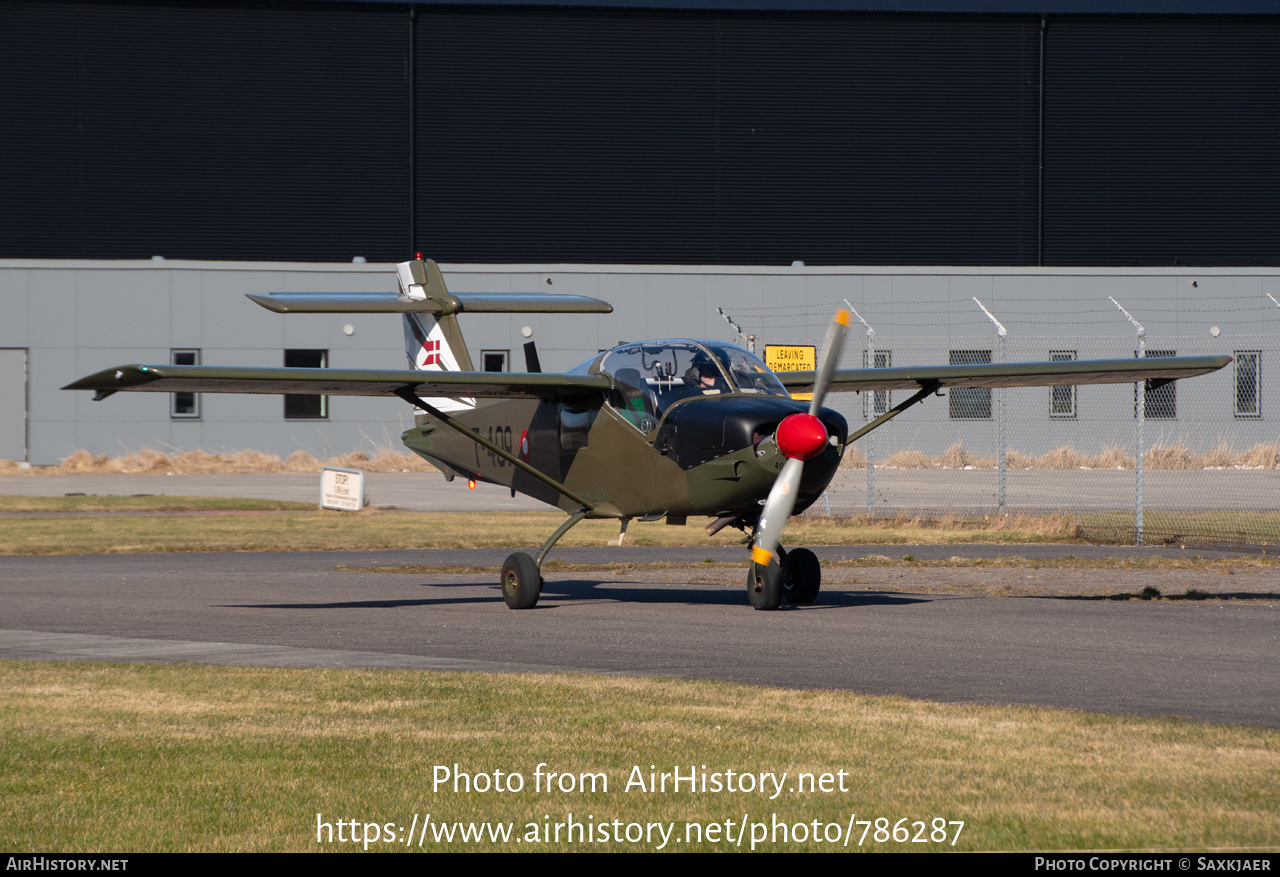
[1044,17,1280,266]
[1,3,1275,265]
[0,1,409,261]
[416,11,1040,265]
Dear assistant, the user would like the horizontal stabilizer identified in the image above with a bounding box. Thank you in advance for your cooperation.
[64,365,610,401]
[776,355,1232,393]
[247,292,612,315]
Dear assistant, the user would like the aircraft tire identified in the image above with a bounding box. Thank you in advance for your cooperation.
[501,552,542,610]
[782,548,821,604]
[747,558,783,611]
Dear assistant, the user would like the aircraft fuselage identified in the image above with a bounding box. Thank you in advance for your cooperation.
[401,392,847,521]
[403,397,686,517]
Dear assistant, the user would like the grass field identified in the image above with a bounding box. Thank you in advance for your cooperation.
[2,662,1276,852]
[5,494,1280,556]
[0,496,1090,555]
[1073,510,1280,550]
[0,495,315,513]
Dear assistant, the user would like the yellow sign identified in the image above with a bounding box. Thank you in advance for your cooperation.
[764,345,816,401]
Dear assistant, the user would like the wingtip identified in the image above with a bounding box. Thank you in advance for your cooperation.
[246,293,289,313]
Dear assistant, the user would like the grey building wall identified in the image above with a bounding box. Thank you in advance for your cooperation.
[2,259,1278,465]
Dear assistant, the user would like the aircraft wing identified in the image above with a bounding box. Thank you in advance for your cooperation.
[245,292,613,314]
[775,355,1232,393]
[63,365,611,401]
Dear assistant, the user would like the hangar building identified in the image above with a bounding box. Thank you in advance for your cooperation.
[1,0,1277,464]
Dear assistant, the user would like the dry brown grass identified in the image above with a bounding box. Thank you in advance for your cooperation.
[818,511,1083,539]
[942,441,995,469]
[880,443,995,469]
[6,662,1279,852]
[1,447,437,476]
[1036,446,1086,469]
[1090,445,1135,470]
[0,508,1099,555]
[282,450,320,472]
[838,446,866,469]
[1144,441,1196,470]
[1140,439,1280,470]
[1004,449,1035,468]
[1191,441,1236,469]
[9,437,1280,476]
[880,449,933,468]
[1240,441,1280,468]
[867,440,1280,471]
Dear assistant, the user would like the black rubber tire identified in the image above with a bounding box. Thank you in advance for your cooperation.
[747,558,783,611]
[501,552,542,610]
[782,547,821,604]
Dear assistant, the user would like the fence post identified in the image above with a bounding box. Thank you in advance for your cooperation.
[845,301,878,513]
[1111,297,1146,546]
[716,307,757,355]
[866,329,875,513]
[974,298,1008,513]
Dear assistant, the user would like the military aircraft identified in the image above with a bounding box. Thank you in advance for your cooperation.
[66,258,1230,610]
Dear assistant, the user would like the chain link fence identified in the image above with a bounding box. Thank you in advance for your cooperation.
[746,298,1280,550]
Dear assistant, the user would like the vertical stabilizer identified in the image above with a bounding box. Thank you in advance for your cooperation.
[399,258,476,413]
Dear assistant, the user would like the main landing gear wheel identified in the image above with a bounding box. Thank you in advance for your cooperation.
[747,557,784,611]
[782,547,821,604]
[501,552,542,610]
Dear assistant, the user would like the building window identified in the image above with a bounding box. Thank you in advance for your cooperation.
[284,349,327,419]
[170,350,200,419]
[1050,350,1077,418]
[949,349,992,419]
[1136,350,1177,419]
[1235,351,1260,418]
[482,350,508,372]
[862,349,891,419]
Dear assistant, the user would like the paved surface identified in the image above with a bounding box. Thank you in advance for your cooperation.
[6,468,1279,516]
[2,547,1276,728]
[0,472,546,512]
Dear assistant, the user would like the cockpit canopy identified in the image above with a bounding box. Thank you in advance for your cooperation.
[573,340,791,433]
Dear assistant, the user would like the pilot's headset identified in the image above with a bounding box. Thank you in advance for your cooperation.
[688,352,719,384]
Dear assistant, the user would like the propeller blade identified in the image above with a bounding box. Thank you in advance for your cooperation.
[751,308,850,565]
[808,309,849,416]
[752,456,805,566]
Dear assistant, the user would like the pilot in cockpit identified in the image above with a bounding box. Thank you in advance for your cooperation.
[685,352,728,394]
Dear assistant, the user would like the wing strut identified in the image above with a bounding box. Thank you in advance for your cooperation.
[845,381,939,446]
[393,388,597,512]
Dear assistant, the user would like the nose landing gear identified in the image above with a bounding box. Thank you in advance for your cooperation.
[746,544,821,611]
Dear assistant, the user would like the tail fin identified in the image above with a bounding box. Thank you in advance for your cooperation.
[245,255,612,414]
[398,259,476,413]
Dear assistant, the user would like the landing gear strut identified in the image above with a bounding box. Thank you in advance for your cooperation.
[500,508,589,610]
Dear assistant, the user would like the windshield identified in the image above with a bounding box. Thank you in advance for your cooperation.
[700,342,789,397]
[595,340,789,429]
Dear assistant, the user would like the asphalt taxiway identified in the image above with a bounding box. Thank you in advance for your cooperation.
[2,546,1276,728]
